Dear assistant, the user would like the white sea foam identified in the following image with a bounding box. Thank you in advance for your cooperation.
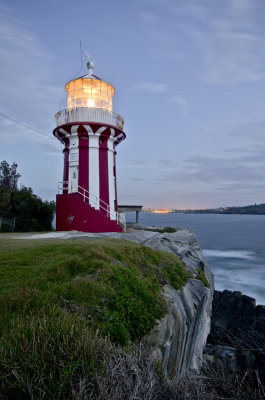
[203,249,255,260]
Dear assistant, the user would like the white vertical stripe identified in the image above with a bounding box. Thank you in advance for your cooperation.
[68,134,79,193]
[107,137,116,220]
[89,135,100,209]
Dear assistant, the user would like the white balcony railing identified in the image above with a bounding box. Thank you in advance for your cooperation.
[55,107,124,130]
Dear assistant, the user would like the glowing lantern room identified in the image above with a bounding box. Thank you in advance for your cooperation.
[55,60,124,130]
[65,76,114,112]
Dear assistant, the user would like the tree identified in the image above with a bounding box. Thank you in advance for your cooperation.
[0,160,55,232]
[11,191,55,231]
[0,161,21,191]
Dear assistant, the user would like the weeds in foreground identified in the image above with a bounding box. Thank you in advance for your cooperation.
[1,321,264,400]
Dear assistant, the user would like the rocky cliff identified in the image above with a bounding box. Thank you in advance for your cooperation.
[140,229,214,377]
[26,227,214,377]
[204,290,265,380]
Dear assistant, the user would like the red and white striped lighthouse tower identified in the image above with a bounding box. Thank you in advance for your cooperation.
[53,59,126,232]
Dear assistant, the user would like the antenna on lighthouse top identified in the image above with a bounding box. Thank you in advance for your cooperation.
[85,51,95,76]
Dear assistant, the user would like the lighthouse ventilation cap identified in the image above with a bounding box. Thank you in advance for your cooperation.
[85,51,95,77]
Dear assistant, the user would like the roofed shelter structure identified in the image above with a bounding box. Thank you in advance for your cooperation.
[118,205,143,224]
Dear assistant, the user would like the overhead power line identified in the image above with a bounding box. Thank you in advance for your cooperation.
[59,41,84,110]
[80,41,83,69]
[0,111,53,140]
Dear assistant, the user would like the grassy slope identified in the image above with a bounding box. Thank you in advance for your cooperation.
[0,235,190,399]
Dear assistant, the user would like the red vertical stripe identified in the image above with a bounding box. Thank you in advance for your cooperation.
[113,148,118,211]
[99,135,109,211]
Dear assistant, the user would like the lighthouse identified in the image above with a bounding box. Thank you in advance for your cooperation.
[53,59,126,232]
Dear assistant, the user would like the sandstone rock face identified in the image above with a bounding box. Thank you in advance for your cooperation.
[142,228,214,289]
[122,228,214,377]
[20,228,214,377]
[146,280,212,377]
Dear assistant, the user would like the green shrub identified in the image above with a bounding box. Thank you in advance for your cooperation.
[162,226,177,233]
[162,261,188,290]
[105,264,164,343]
[143,226,177,233]
[196,269,210,288]
[0,222,12,232]
[105,311,130,345]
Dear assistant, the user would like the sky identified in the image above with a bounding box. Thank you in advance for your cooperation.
[1,0,265,209]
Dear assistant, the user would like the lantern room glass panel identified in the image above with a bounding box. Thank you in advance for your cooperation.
[66,78,114,112]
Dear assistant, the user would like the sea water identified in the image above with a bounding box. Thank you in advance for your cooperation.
[126,212,265,305]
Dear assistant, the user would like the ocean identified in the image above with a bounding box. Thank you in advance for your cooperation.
[126,212,265,305]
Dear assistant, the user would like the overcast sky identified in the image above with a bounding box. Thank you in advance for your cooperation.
[1,0,265,208]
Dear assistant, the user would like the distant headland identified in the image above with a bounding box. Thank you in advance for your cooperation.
[144,203,265,215]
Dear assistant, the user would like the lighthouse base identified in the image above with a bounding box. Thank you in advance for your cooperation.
[56,194,124,233]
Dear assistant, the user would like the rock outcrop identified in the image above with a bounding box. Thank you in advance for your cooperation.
[139,229,214,377]
[141,228,214,289]
[19,228,214,377]
[204,290,265,380]
[146,279,212,377]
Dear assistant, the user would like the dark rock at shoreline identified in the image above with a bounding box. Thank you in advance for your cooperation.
[204,290,265,379]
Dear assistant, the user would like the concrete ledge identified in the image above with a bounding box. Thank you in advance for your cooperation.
[118,205,143,224]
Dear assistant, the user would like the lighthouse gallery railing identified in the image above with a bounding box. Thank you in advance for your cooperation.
[57,181,126,230]
[55,107,124,130]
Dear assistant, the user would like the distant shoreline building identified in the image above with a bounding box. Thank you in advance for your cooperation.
[53,58,126,232]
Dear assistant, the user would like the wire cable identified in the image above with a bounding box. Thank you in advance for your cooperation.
[58,41,84,111]
[69,41,85,81]
[0,111,54,140]
[80,41,83,69]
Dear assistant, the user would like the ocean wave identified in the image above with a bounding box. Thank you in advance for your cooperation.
[203,249,255,260]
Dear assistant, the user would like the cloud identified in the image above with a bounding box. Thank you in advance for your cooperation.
[158,158,177,168]
[183,0,265,84]
[140,0,265,85]
[170,95,190,116]
[200,31,265,84]
[228,120,265,141]
[162,147,265,190]
[0,5,61,145]
[129,81,168,92]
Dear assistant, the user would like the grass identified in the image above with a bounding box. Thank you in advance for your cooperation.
[0,235,191,398]
[196,269,210,288]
